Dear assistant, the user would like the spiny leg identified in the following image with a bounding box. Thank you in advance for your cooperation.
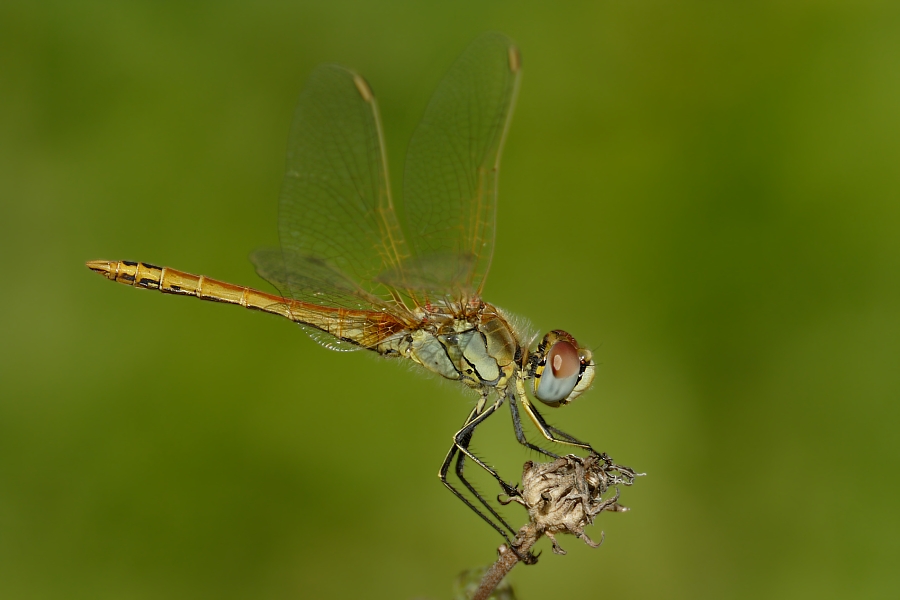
[452,408,518,535]
[443,397,541,563]
[512,379,595,453]
[524,399,633,472]
[450,396,521,496]
[544,424,582,444]
[439,400,516,544]
[527,400,592,448]
[451,445,538,566]
[508,390,561,459]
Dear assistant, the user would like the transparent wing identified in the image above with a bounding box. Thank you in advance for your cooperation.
[250,248,392,312]
[250,248,413,353]
[260,64,410,312]
[399,32,521,298]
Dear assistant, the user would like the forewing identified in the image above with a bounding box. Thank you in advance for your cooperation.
[400,32,521,297]
[271,64,409,311]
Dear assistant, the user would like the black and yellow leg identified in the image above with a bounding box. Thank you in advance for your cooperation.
[512,378,594,452]
[439,395,517,546]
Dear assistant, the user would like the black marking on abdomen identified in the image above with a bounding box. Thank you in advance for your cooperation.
[141,262,162,270]
[138,278,158,288]
[122,261,138,267]
[164,285,192,296]
[120,273,135,283]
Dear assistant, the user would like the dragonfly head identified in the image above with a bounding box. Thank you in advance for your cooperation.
[530,330,595,407]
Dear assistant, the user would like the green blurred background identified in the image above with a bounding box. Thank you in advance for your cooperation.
[2,1,898,598]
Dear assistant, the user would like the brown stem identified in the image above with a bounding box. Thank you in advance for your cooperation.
[471,523,538,600]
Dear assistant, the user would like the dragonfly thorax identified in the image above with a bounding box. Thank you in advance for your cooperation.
[398,302,521,390]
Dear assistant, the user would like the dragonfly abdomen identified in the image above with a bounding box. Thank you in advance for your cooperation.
[86,260,296,319]
[86,260,411,350]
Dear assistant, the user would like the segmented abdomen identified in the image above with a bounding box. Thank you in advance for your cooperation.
[86,260,409,349]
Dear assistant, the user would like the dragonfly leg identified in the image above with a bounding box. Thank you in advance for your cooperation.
[517,393,632,475]
[440,406,517,544]
[544,422,587,445]
[452,411,519,535]
[450,397,521,497]
[512,380,595,453]
[508,390,560,459]
[439,398,540,564]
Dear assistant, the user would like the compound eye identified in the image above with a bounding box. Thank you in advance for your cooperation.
[534,340,581,405]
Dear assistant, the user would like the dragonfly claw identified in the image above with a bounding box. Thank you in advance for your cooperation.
[499,543,539,565]
[501,481,520,497]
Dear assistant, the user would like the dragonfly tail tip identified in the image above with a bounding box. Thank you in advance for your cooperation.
[86,260,115,279]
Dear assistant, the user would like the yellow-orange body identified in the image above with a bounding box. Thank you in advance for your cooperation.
[87,260,409,350]
[86,260,524,392]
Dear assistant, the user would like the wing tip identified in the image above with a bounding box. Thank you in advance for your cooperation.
[353,73,374,102]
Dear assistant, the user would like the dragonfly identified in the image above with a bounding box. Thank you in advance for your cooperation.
[87,32,633,550]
